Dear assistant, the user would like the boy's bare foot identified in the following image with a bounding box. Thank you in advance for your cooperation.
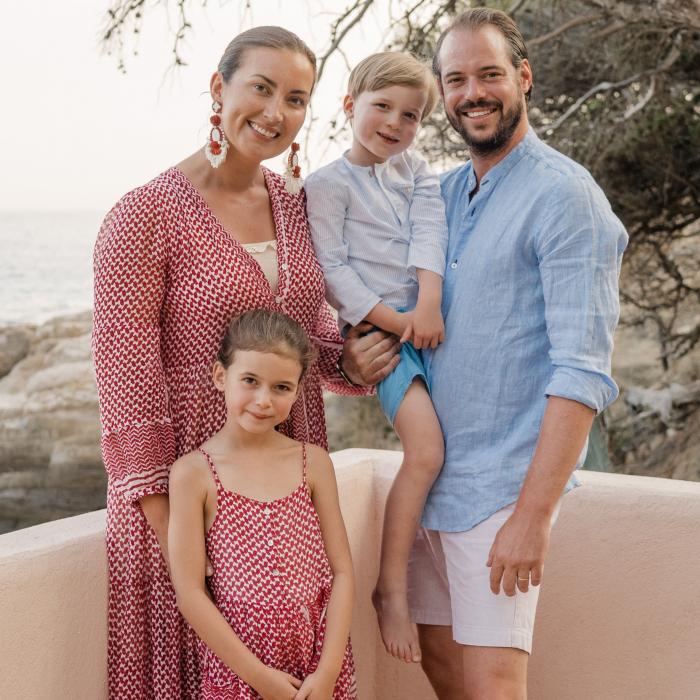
[372,587,422,663]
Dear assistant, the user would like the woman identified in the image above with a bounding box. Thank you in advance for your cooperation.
[93,26,395,699]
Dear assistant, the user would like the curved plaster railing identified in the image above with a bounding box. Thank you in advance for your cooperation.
[1,449,700,699]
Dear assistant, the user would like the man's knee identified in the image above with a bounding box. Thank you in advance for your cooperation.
[418,625,463,697]
[462,646,528,700]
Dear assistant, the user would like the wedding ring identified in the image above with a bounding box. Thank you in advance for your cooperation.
[518,577,529,581]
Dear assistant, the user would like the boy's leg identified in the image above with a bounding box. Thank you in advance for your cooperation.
[373,379,444,663]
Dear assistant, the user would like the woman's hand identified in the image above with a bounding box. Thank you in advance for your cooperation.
[341,323,400,386]
[252,667,302,699]
[294,670,336,699]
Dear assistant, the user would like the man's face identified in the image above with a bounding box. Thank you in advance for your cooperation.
[438,26,532,157]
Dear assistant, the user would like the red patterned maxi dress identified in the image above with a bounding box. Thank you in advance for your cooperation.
[92,167,365,699]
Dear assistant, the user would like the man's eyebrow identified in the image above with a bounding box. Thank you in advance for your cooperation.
[250,73,310,96]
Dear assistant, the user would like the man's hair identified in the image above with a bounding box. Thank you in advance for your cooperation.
[433,8,532,101]
[348,51,439,121]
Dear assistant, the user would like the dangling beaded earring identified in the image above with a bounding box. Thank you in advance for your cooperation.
[205,101,228,168]
[284,142,302,194]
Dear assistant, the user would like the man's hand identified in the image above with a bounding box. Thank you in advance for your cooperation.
[486,508,552,596]
[341,323,400,386]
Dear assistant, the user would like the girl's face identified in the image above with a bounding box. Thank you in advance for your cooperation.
[344,84,427,166]
[210,47,315,166]
[213,348,303,434]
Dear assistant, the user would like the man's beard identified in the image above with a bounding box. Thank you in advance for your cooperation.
[447,96,524,157]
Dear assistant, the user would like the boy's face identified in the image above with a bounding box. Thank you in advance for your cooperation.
[344,84,428,166]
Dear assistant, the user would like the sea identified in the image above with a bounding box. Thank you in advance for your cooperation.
[0,211,103,326]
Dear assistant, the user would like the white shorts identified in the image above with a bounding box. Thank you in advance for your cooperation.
[407,501,561,653]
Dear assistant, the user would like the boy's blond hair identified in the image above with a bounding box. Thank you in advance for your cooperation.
[347,51,439,121]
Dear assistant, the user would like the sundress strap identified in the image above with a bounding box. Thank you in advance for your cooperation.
[301,442,308,485]
[198,448,223,492]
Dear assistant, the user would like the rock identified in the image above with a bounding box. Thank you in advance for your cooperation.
[324,394,399,453]
[0,312,105,532]
[0,326,33,379]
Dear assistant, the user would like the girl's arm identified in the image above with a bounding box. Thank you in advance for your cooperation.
[296,445,355,698]
[168,454,302,699]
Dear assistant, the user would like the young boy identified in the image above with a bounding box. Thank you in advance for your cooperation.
[305,52,448,664]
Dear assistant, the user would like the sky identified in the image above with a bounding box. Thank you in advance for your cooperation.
[0,0,392,213]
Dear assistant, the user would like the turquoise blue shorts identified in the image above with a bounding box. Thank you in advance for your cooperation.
[377,341,429,425]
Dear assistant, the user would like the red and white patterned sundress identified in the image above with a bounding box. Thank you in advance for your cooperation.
[92,167,367,699]
[198,444,357,699]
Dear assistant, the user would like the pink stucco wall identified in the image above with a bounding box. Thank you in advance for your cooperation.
[1,449,699,698]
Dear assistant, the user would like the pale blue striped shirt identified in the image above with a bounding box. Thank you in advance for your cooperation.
[305,151,448,328]
[422,128,628,532]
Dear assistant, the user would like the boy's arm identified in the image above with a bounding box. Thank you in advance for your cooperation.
[306,445,355,686]
[168,455,300,696]
[411,269,445,349]
[305,174,382,327]
[405,152,449,281]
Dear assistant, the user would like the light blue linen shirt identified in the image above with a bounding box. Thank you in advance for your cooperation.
[422,128,628,532]
[305,151,448,328]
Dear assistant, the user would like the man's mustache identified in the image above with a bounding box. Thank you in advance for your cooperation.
[456,99,502,114]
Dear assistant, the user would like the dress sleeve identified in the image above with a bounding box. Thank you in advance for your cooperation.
[406,151,449,277]
[92,186,177,503]
[309,300,372,397]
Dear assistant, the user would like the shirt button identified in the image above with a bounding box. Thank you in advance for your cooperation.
[267,538,274,547]
[274,295,283,304]
[281,263,288,271]
[263,507,271,516]
[272,569,281,576]
[450,262,458,269]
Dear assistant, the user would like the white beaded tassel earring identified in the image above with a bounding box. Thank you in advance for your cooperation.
[205,101,228,168]
[284,142,303,194]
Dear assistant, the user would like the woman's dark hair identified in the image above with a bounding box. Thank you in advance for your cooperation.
[433,8,532,101]
[217,309,317,379]
[218,26,317,88]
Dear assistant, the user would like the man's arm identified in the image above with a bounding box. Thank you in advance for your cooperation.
[488,174,628,596]
[487,396,594,595]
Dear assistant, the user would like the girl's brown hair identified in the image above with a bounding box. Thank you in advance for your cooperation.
[218,26,317,89]
[217,309,317,379]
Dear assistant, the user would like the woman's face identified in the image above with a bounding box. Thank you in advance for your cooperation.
[211,47,315,164]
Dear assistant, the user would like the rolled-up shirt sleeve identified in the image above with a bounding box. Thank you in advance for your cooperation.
[537,176,628,413]
[305,174,382,327]
[406,151,449,277]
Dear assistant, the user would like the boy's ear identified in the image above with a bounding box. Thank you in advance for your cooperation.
[212,361,227,392]
[343,94,354,120]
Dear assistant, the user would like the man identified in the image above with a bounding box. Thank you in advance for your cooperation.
[398,8,628,699]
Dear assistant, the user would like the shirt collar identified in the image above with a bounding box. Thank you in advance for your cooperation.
[466,126,539,193]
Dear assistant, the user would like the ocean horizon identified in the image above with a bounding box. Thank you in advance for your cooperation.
[0,210,103,326]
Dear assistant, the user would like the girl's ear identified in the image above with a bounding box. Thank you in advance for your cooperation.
[212,361,227,392]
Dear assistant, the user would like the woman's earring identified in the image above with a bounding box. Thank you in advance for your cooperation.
[284,142,302,194]
[205,102,228,168]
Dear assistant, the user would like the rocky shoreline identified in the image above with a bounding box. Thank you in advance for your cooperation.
[1,312,698,533]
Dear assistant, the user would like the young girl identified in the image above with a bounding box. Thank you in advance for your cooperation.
[305,52,448,664]
[168,309,357,700]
